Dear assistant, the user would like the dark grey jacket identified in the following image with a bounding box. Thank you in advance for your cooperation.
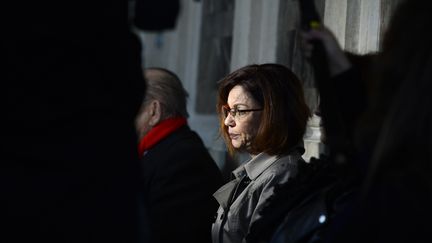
[141,125,223,243]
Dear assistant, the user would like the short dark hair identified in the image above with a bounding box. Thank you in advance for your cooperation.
[144,67,189,118]
[217,63,311,156]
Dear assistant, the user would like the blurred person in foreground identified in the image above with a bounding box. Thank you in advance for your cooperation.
[3,2,145,241]
[299,0,432,242]
[136,67,223,243]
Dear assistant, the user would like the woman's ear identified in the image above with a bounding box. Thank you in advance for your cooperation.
[148,100,162,126]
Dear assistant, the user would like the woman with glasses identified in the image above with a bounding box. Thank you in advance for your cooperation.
[211,63,311,243]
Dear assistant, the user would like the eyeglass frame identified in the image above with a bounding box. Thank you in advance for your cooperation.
[222,104,263,119]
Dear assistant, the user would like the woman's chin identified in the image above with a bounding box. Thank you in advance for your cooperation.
[231,139,244,149]
[231,143,241,149]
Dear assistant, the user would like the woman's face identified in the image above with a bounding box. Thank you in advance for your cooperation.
[224,85,262,154]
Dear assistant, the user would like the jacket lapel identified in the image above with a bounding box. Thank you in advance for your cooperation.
[213,179,239,210]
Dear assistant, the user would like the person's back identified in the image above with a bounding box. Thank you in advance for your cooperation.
[136,68,223,243]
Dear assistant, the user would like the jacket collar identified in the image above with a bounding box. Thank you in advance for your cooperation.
[213,147,303,209]
[232,143,305,180]
[213,153,278,209]
[232,153,279,180]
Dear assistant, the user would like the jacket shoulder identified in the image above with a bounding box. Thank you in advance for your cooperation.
[246,157,358,243]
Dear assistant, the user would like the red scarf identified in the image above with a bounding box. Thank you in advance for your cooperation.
[138,117,187,158]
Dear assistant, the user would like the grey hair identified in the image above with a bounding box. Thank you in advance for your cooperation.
[144,67,189,118]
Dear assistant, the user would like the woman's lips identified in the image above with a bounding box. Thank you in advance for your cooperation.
[229,133,239,139]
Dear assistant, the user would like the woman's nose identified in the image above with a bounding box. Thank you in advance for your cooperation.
[224,114,235,126]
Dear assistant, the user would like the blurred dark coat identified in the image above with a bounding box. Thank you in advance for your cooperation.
[2,2,145,242]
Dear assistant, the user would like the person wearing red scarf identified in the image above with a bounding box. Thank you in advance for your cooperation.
[135,68,223,243]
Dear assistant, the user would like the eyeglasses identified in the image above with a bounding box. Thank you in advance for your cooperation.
[222,105,263,119]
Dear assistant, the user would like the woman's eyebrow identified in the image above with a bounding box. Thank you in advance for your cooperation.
[232,103,249,108]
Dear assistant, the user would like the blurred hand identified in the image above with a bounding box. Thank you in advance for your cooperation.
[300,27,352,77]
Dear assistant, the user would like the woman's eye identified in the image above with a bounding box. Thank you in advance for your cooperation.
[237,110,247,116]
